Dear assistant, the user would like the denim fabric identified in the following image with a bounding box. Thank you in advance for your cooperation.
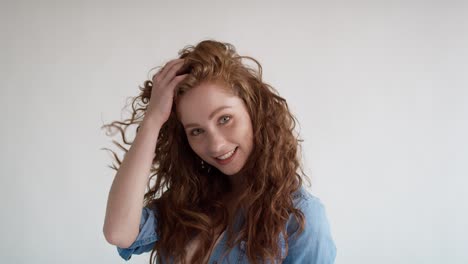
[116,186,337,263]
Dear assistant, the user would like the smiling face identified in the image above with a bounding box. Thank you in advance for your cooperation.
[176,80,254,176]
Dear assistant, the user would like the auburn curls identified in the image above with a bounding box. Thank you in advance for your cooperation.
[101,39,311,264]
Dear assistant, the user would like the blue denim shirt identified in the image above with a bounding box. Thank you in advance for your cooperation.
[117,186,337,263]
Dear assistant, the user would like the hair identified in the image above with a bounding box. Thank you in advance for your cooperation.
[101,39,311,264]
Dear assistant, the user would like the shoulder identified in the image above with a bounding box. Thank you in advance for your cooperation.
[292,185,319,207]
[293,186,326,216]
[290,186,328,224]
[283,186,337,263]
[287,186,328,235]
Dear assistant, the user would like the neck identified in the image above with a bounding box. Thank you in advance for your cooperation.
[222,174,247,215]
[228,173,247,195]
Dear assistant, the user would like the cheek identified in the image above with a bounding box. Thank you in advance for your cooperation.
[187,139,196,150]
[236,116,253,137]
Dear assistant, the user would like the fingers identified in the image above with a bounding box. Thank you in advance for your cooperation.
[168,73,189,89]
[164,61,187,85]
[163,59,184,77]
[152,59,185,86]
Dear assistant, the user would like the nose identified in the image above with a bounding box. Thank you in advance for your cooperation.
[206,130,228,157]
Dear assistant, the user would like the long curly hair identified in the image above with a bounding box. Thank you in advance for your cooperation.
[101,39,311,264]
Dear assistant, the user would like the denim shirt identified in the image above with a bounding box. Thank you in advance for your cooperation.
[116,186,337,263]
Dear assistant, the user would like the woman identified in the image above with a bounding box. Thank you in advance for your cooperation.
[102,39,336,263]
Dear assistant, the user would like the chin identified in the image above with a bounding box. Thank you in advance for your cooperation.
[212,164,239,176]
[221,168,240,176]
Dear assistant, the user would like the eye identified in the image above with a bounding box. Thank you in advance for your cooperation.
[190,128,202,136]
[220,115,231,124]
[189,115,231,137]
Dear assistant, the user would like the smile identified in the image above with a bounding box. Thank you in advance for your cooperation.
[215,147,238,165]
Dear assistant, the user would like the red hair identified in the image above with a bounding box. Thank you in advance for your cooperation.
[102,39,311,263]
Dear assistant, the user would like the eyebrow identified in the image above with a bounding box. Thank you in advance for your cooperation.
[184,106,232,129]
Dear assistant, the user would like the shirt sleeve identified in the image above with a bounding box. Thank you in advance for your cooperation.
[283,195,337,264]
[116,206,159,261]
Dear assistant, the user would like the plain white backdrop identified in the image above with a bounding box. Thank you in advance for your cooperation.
[1,0,467,263]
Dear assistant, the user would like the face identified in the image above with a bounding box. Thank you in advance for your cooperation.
[177,80,254,176]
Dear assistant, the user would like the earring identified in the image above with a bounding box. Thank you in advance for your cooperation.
[200,160,212,173]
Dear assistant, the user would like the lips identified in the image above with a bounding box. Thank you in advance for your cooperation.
[214,147,238,165]
[215,147,238,159]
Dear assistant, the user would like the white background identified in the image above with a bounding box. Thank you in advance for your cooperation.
[1,0,467,263]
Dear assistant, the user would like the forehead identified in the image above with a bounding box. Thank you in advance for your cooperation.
[177,81,242,123]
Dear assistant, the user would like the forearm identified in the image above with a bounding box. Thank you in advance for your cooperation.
[103,115,164,247]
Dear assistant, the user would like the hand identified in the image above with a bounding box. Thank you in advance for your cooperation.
[146,58,188,124]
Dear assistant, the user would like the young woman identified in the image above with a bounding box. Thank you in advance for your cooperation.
[102,40,336,263]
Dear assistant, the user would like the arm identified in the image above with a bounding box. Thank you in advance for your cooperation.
[103,115,164,248]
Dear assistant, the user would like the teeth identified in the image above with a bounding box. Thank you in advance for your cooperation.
[217,147,236,160]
